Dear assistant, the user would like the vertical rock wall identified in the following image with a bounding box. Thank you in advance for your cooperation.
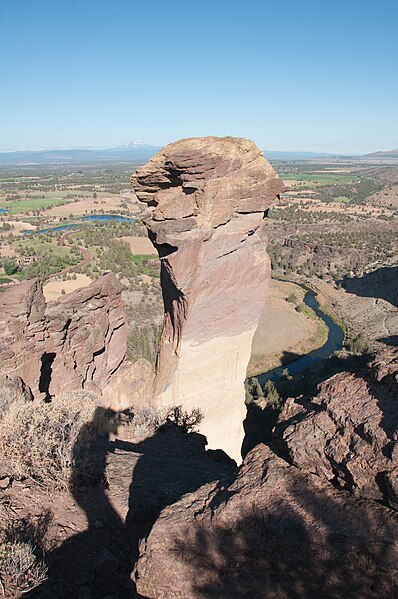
[131,137,283,461]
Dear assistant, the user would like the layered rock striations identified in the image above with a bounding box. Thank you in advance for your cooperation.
[131,137,283,460]
[0,273,126,398]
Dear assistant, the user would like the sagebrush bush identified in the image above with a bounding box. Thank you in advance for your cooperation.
[119,404,204,439]
[120,403,169,439]
[0,541,47,597]
[0,390,102,491]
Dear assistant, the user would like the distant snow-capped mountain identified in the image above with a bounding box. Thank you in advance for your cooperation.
[0,142,162,165]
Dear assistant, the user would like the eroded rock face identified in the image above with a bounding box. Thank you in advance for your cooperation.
[134,444,398,599]
[131,137,283,461]
[0,273,126,398]
[274,347,398,509]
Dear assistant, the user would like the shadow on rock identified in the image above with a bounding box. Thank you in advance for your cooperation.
[340,265,398,307]
[27,413,236,599]
[133,445,398,599]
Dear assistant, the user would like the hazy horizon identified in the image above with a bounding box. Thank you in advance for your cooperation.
[0,140,396,157]
[1,0,397,154]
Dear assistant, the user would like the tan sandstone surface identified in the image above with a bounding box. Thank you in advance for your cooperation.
[131,137,284,461]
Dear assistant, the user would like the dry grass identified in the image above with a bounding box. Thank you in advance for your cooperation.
[0,390,102,491]
[119,403,204,440]
[118,236,157,255]
[43,273,92,301]
[120,404,169,439]
[46,195,123,217]
[248,279,319,376]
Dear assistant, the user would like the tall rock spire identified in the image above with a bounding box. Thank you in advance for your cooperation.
[132,136,283,461]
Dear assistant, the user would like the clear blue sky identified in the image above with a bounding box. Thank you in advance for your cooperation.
[1,0,397,153]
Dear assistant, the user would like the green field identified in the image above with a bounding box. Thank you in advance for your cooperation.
[282,173,356,187]
[11,238,75,258]
[0,197,70,214]
[132,254,160,276]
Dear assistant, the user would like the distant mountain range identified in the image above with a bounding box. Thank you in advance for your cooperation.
[1,141,397,165]
[0,144,341,165]
[0,142,162,165]
[364,149,398,159]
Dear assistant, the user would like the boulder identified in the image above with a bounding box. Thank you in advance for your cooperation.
[134,444,398,599]
[274,347,398,509]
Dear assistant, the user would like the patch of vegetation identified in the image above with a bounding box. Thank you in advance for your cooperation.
[0,197,69,215]
[0,390,104,491]
[316,178,382,204]
[1,258,19,275]
[0,540,47,596]
[127,323,163,366]
[269,228,398,281]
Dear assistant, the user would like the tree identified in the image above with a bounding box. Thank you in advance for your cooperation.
[2,258,19,275]
[263,380,282,410]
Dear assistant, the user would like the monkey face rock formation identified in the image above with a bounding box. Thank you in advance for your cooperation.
[131,137,284,461]
[0,273,126,398]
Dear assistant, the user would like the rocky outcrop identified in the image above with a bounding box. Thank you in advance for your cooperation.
[274,347,398,509]
[0,273,127,398]
[134,443,398,599]
[131,137,283,461]
[102,358,154,411]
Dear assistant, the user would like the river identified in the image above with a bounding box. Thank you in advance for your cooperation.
[22,214,136,235]
[255,290,344,386]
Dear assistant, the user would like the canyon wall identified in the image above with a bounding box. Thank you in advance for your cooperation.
[131,136,284,461]
[0,273,126,399]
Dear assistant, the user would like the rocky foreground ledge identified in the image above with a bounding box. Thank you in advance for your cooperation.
[131,136,284,461]
[133,347,398,598]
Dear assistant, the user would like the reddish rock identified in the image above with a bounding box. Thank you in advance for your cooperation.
[131,137,284,461]
[0,273,127,398]
[134,444,398,599]
[275,347,398,509]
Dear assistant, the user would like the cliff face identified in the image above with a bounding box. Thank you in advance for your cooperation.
[133,349,398,598]
[131,137,283,461]
[0,273,126,398]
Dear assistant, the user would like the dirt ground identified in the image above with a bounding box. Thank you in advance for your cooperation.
[43,274,92,301]
[46,196,125,217]
[248,279,319,375]
[119,236,157,255]
[1,220,36,236]
[0,245,17,258]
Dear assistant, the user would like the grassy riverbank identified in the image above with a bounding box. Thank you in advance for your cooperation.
[247,278,330,377]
